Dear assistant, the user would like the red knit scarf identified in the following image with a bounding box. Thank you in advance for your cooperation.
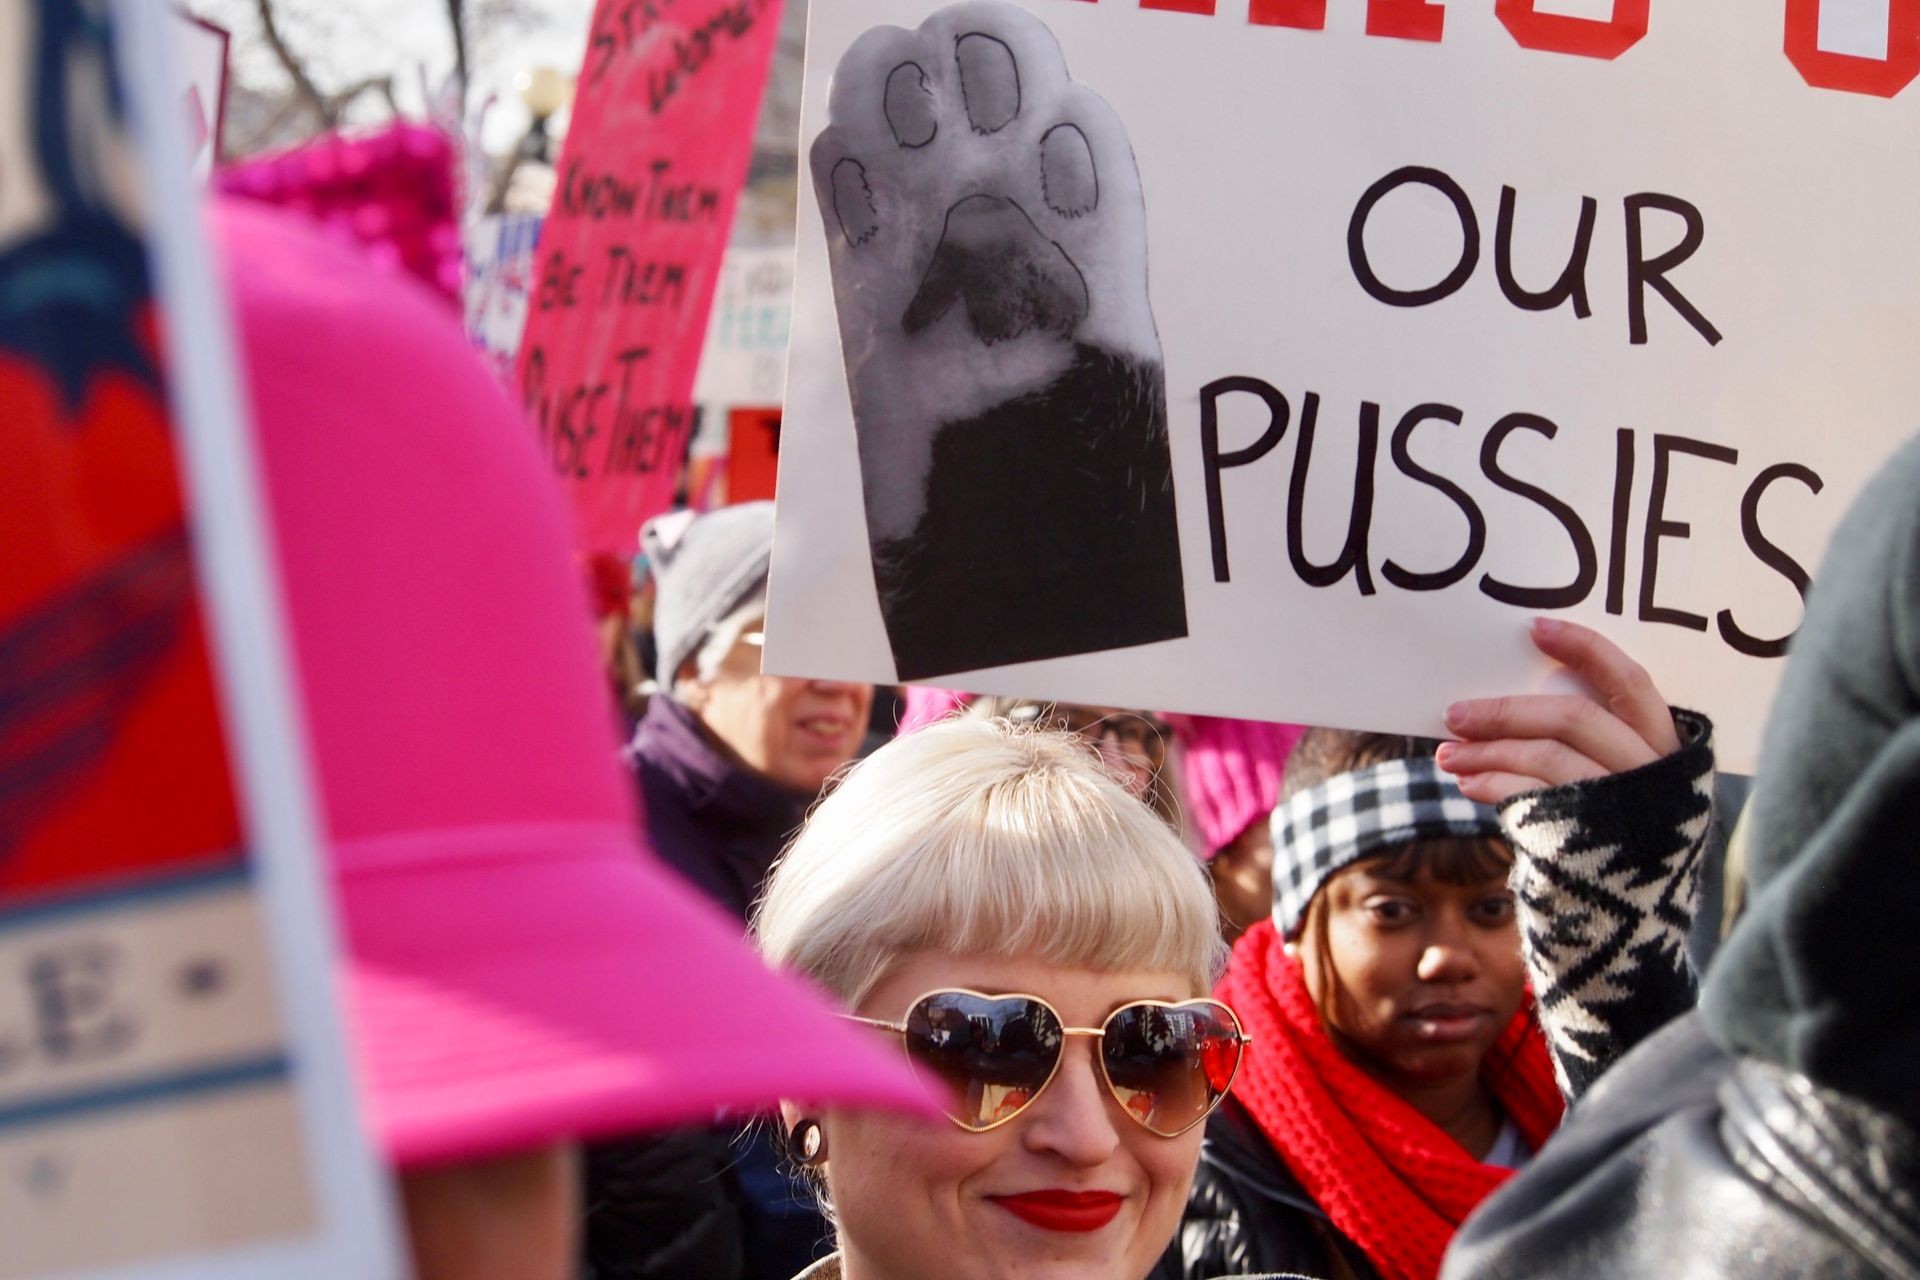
[1217,920,1564,1280]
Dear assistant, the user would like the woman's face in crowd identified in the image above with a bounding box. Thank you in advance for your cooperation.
[1298,840,1525,1090]
[819,951,1203,1280]
[684,618,874,795]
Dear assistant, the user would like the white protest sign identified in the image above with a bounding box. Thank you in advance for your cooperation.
[694,245,796,407]
[766,0,1920,771]
[464,211,543,383]
[167,9,228,180]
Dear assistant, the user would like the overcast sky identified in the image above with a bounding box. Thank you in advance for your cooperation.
[187,0,599,151]
[190,0,1888,157]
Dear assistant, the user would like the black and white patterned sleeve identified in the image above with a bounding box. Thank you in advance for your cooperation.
[1497,710,1716,1103]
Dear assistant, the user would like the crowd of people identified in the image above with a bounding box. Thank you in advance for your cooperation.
[221,179,1916,1279]
[553,464,1911,1280]
[11,2,1912,1276]
[23,100,1896,1280]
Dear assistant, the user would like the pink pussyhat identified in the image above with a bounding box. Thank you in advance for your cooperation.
[1169,715,1308,859]
[214,199,929,1168]
[897,685,973,734]
[218,123,465,307]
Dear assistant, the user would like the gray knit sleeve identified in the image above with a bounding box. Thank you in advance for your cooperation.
[1497,710,1716,1103]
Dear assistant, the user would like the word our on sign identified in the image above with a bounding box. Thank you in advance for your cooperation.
[1342,168,1721,347]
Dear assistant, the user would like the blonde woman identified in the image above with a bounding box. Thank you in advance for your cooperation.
[754,718,1283,1280]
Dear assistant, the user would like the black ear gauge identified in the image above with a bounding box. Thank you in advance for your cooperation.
[787,1116,828,1166]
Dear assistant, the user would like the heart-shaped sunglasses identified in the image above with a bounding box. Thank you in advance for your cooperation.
[844,989,1251,1137]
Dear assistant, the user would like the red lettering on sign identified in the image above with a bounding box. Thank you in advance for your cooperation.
[1116,0,1920,97]
[1366,0,1444,42]
[1784,0,1920,97]
[1496,0,1648,59]
[1245,0,1439,37]
[1248,0,1324,27]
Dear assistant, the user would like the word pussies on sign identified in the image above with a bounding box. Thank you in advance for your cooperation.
[1103,0,1920,98]
[1202,390,1820,661]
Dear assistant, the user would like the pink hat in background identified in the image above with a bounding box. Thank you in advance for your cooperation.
[1173,716,1308,859]
[897,685,973,734]
[217,123,464,308]
[215,199,927,1168]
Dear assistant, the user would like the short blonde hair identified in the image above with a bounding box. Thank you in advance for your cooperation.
[754,716,1225,1008]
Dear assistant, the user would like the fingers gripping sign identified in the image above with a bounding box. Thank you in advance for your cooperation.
[1435,618,1715,1101]
[1436,617,1683,804]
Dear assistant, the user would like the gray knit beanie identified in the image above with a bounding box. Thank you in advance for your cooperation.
[644,500,775,686]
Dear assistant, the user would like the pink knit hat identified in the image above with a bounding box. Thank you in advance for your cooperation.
[1173,716,1308,859]
[218,123,464,307]
[898,685,973,734]
[218,199,926,1168]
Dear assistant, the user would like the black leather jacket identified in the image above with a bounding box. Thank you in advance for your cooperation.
[1153,1099,1381,1280]
[1443,1013,1920,1280]
[1446,432,1920,1280]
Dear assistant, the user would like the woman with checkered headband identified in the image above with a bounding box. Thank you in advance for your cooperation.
[1156,621,1717,1280]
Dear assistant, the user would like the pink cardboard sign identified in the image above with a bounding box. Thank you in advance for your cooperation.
[516,0,787,557]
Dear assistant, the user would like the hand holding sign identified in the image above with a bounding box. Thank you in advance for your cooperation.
[1437,618,1682,805]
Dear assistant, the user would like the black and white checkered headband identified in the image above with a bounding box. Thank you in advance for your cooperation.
[1269,755,1503,939]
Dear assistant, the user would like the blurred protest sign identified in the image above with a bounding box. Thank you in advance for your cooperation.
[726,407,782,503]
[0,2,398,1275]
[695,246,792,503]
[465,211,542,382]
[515,0,788,557]
[694,245,794,409]
[768,0,1920,772]
[167,9,227,180]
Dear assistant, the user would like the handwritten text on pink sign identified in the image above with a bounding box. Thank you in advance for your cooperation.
[516,0,786,556]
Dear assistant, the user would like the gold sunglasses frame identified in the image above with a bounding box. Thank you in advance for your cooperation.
[843,988,1252,1137]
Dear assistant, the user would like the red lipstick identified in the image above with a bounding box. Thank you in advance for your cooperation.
[988,1190,1124,1233]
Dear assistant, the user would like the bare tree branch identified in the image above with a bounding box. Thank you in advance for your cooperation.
[444,0,469,107]
[252,0,335,129]
[233,90,309,156]
[207,0,573,158]
[330,74,397,118]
